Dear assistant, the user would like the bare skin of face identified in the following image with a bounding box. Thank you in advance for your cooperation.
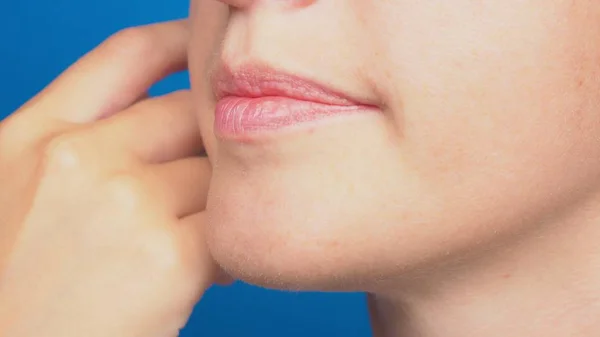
[190,1,600,336]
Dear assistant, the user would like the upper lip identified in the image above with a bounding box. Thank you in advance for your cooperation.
[211,63,368,106]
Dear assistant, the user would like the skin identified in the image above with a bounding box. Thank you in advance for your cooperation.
[0,3,231,335]
[190,0,600,336]
[2,0,600,336]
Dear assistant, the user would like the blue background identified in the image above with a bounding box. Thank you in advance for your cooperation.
[0,1,371,336]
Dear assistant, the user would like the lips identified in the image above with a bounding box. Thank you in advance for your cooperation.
[212,64,377,140]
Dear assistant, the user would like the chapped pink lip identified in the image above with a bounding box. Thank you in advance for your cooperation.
[212,64,378,141]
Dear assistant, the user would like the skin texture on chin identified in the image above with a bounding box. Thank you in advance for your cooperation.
[189,0,600,299]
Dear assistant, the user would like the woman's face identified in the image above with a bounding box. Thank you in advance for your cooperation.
[189,0,600,291]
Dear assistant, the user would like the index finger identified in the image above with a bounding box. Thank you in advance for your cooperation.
[20,20,189,125]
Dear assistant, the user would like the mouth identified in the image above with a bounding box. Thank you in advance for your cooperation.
[211,63,379,142]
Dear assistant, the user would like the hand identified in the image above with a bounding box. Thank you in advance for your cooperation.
[0,4,229,336]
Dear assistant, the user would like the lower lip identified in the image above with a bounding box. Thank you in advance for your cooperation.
[214,96,373,140]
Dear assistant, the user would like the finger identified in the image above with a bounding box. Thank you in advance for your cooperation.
[87,90,202,163]
[21,20,189,125]
[130,91,150,108]
[221,0,252,8]
[148,156,211,218]
[189,0,229,75]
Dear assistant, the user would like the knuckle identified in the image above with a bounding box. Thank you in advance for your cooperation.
[141,228,187,276]
[40,134,89,173]
[103,173,151,212]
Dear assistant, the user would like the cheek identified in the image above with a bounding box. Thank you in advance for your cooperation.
[370,1,600,217]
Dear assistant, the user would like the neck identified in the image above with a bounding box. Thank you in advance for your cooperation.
[369,197,600,337]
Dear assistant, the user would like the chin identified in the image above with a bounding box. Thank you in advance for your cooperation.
[203,171,364,291]
[202,155,566,293]
[200,115,411,290]
[202,160,391,290]
[202,141,443,292]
